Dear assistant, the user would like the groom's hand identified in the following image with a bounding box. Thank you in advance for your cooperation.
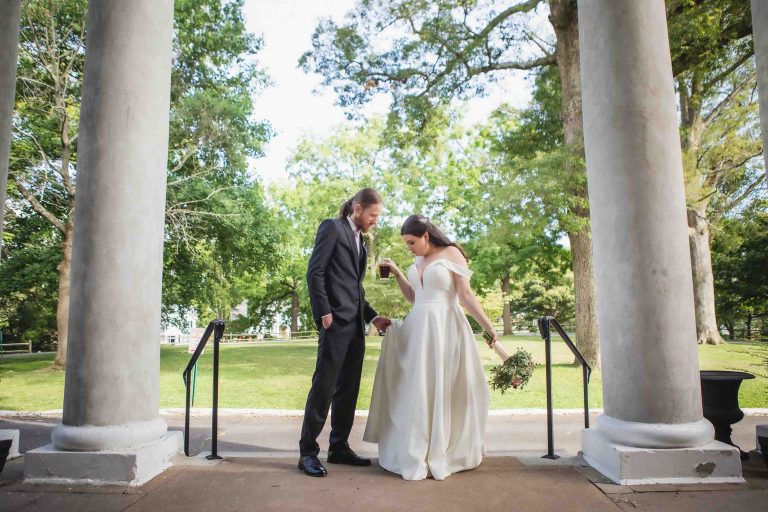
[322,314,333,329]
[372,316,391,333]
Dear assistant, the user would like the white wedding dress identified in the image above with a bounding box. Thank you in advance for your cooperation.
[363,258,490,480]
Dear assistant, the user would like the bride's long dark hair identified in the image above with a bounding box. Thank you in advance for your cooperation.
[400,215,468,260]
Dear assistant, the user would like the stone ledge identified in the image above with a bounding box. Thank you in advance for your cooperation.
[23,431,182,486]
[582,428,744,485]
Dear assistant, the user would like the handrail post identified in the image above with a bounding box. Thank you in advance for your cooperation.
[583,365,590,429]
[181,320,225,458]
[539,317,559,460]
[184,369,192,456]
[206,320,225,460]
[537,315,592,458]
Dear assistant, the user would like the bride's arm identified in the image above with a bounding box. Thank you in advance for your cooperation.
[380,258,415,304]
[455,278,496,341]
[440,249,497,344]
[393,269,416,304]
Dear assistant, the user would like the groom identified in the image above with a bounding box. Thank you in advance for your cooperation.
[299,187,392,477]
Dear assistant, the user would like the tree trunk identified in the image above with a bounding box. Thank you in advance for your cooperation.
[569,230,600,368]
[687,208,724,345]
[501,275,512,335]
[290,285,299,336]
[52,221,73,368]
[550,0,600,369]
[679,75,723,346]
[746,312,753,341]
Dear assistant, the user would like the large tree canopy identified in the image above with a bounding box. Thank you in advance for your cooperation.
[2,0,279,362]
[300,0,553,132]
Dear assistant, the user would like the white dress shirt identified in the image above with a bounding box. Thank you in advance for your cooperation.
[347,215,360,254]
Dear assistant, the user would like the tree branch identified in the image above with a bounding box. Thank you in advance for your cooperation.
[167,146,199,178]
[705,150,764,189]
[713,172,766,218]
[168,186,238,209]
[702,50,754,93]
[15,180,66,233]
[165,208,241,219]
[15,127,58,173]
[392,0,547,97]
[471,53,557,73]
[167,167,220,187]
[702,73,755,127]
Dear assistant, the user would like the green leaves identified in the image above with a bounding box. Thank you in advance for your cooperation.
[489,346,536,393]
[7,0,280,342]
[161,0,277,323]
[0,211,61,352]
[712,204,768,335]
[301,0,548,130]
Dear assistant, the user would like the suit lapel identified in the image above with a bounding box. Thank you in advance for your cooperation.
[340,218,361,276]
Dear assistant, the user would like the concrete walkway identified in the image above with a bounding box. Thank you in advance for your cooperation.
[1,411,767,511]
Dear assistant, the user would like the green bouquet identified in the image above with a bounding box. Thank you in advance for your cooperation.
[483,330,536,394]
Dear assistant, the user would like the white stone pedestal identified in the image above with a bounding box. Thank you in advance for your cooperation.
[24,431,182,486]
[582,428,743,485]
[0,429,21,459]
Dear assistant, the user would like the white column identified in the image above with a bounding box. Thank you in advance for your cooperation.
[24,0,181,486]
[0,0,21,254]
[578,0,742,484]
[751,0,768,174]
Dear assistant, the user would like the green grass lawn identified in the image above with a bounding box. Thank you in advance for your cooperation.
[1,336,765,411]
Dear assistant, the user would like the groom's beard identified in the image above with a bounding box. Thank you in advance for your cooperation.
[352,217,368,233]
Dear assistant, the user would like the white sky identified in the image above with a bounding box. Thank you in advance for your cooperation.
[242,0,534,185]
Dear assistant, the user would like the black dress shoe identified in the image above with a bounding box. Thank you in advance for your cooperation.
[327,445,371,466]
[298,455,327,477]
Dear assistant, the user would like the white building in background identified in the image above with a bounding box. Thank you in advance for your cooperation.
[160,301,251,344]
[229,301,247,321]
[160,309,199,345]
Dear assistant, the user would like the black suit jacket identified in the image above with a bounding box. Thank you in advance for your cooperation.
[307,218,377,331]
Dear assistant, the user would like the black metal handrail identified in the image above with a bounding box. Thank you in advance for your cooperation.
[537,316,592,460]
[182,319,225,458]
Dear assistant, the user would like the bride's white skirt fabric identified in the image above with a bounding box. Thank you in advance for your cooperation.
[363,302,490,481]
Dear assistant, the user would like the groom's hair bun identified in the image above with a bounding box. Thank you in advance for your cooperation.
[338,188,382,218]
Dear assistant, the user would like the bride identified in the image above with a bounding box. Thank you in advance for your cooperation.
[363,214,498,481]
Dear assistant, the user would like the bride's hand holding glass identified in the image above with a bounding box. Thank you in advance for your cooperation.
[378,258,402,280]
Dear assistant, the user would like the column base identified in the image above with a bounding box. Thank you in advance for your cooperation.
[0,429,21,459]
[581,428,744,485]
[24,431,182,486]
